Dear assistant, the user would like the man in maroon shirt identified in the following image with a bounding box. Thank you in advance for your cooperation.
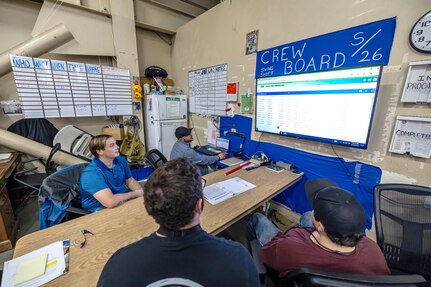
[248,178,390,278]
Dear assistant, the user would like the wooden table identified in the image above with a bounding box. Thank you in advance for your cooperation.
[14,165,302,286]
[0,152,20,252]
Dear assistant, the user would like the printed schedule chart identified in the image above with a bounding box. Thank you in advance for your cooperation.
[189,63,228,116]
[10,55,132,118]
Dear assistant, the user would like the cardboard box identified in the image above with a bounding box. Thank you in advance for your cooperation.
[102,127,125,140]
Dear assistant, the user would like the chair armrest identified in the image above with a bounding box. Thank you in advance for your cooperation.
[66,207,91,215]
[282,267,427,286]
[250,239,267,276]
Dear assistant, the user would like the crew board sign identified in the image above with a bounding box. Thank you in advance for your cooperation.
[10,55,132,118]
[256,17,396,78]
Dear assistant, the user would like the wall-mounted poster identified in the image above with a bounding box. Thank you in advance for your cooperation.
[246,30,258,55]
[1,100,22,115]
[256,17,396,78]
[389,116,431,158]
[400,60,431,103]
[226,82,238,101]
[240,93,252,114]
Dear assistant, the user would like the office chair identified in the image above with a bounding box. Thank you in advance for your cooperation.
[12,143,62,207]
[39,163,90,229]
[144,149,168,170]
[281,267,427,287]
[374,183,431,279]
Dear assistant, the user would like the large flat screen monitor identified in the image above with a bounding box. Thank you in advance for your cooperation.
[255,65,383,149]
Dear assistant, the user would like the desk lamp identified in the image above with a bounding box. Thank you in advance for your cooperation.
[225,131,246,157]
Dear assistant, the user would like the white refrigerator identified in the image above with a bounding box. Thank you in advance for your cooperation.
[144,95,188,159]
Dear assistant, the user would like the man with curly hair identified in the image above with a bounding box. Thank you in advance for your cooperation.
[248,178,390,278]
[98,158,259,287]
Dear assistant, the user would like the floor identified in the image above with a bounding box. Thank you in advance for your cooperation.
[0,196,39,271]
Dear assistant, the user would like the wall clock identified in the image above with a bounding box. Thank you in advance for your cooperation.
[410,10,431,53]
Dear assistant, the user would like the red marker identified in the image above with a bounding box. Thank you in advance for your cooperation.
[225,161,250,176]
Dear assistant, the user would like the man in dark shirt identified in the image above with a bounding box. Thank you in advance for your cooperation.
[248,178,390,278]
[98,158,259,287]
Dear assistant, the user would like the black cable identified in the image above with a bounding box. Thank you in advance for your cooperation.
[211,117,219,130]
[253,133,263,154]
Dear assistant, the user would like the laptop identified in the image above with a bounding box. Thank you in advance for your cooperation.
[196,137,230,156]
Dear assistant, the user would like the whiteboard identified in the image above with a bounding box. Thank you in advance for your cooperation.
[10,55,133,118]
[188,64,228,116]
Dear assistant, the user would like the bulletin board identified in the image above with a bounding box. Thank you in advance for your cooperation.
[10,55,133,118]
[389,116,431,158]
[188,64,228,116]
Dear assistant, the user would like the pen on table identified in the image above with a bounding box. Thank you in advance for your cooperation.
[225,161,250,176]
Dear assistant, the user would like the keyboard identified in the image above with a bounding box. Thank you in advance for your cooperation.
[196,147,220,156]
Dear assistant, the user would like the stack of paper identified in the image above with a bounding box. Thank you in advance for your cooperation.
[203,177,256,205]
[13,254,47,286]
[1,241,67,287]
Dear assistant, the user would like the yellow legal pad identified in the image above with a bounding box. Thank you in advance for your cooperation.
[13,253,48,285]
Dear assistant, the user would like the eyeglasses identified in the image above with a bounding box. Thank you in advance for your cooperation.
[73,229,94,248]
[202,178,207,189]
[192,178,207,201]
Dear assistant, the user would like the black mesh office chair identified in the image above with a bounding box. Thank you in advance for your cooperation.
[39,163,90,229]
[144,149,168,170]
[12,143,62,207]
[374,183,431,279]
[281,267,427,287]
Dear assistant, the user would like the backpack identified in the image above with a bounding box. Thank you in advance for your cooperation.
[144,66,168,78]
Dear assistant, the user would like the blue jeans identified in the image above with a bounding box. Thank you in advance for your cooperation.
[248,213,281,246]
[299,211,313,228]
[248,211,314,246]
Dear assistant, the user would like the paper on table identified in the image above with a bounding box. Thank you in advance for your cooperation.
[203,177,256,205]
[1,241,66,287]
[13,254,47,285]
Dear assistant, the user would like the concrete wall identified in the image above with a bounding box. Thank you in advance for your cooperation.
[171,0,431,186]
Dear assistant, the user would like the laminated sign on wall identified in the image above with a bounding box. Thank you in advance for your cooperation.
[389,116,431,158]
[400,60,431,103]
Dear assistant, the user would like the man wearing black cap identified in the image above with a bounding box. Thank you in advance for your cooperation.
[170,126,226,175]
[248,178,389,277]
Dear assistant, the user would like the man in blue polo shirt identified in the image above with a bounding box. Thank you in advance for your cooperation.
[80,135,144,212]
